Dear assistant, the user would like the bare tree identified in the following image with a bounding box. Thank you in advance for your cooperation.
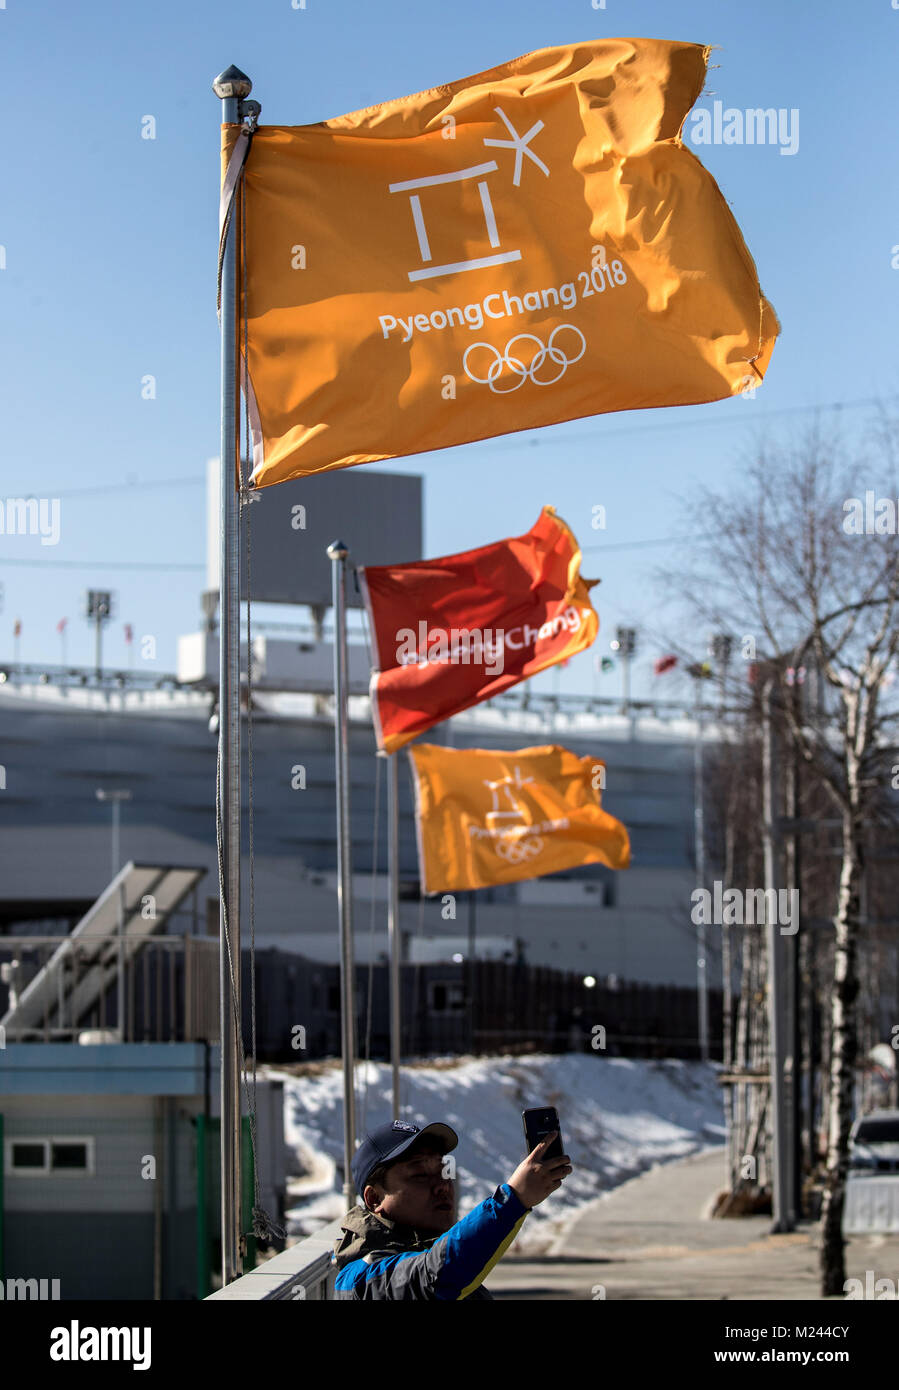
[667,425,899,1294]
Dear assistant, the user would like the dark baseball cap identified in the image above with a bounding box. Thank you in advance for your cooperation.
[351,1118,458,1198]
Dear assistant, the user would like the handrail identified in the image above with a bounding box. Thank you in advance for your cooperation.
[205,1216,346,1301]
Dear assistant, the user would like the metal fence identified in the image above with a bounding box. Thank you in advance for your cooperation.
[244,952,722,1062]
[0,935,220,1043]
[0,941,720,1058]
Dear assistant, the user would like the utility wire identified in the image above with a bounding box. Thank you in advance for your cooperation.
[4,391,892,500]
[4,394,894,572]
[468,393,894,454]
[0,531,714,570]
[0,557,204,570]
[2,477,207,499]
[583,532,718,554]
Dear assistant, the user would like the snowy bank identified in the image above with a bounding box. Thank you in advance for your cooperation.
[273,1053,725,1252]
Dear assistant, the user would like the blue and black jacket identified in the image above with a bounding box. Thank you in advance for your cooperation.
[333,1183,529,1300]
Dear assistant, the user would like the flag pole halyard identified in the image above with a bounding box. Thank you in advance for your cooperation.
[387,750,402,1117]
[213,62,252,1286]
[328,540,358,1206]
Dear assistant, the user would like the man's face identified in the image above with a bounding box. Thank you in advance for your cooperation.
[364,1139,456,1234]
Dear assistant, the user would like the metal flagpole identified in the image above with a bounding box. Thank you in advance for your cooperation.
[328,541,358,1204]
[386,751,402,1117]
[213,63,252,1285]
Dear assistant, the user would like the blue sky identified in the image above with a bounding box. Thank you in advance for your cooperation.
[2,0,897,700]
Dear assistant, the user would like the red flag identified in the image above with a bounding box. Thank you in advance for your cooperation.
[359,507,598,753]
[654,654,677,675]
[13,619,21,638]
[56,617,67,634]
[124,624,133,645]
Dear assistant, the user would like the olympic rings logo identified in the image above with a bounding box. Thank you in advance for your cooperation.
[462,326,587,393]
[494,836,544,864]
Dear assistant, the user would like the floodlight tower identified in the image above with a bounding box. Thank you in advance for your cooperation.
[85,590,114,680]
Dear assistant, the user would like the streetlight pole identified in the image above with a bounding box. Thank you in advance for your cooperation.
[612,626,636,714]
[692,678,710,1063]
[86,591,113,682]
[762,676,794,1232]
[95,788,132,1041]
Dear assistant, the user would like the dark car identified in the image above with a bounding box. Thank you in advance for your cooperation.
[848,1110,899,1174]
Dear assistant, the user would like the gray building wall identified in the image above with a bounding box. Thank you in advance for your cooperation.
[2,1089,202,1299]
[0,1045,285,1300]
[0,680,717,987]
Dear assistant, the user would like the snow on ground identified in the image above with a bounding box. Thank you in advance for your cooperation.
[270,1053,725,1252]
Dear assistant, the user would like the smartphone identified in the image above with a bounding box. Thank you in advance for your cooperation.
[522,1107,564,1161]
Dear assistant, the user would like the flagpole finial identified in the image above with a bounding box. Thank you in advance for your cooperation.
[212,65,253,100]
[327,540,349,561]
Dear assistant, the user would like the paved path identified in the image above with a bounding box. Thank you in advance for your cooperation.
[486,1147,899,1300]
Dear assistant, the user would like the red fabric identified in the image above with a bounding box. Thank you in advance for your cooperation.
[360,507,597,753]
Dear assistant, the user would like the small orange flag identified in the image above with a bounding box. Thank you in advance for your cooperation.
[360,506,597,754]
[409,743,630,893]
[225,37,779,487]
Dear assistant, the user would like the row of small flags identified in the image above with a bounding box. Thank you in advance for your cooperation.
[11,621,134,642]
[654,656,810,684]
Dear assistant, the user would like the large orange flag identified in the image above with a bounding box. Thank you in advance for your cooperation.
[409,743,630,893]
[359,506,597,754]
[225,38,779,487]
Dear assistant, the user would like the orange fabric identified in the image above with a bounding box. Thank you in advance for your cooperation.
[409,743,630,893]
[360,506,597,753]
[224,36,779,487]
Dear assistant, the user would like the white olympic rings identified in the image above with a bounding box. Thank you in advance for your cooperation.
[463,326,587,393]
[495,836,544,864]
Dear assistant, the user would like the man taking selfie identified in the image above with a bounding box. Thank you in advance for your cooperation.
[334,1118,572,1300]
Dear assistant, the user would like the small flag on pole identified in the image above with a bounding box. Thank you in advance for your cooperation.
[227,37,779,487]
[409,742,630,892]
[359,507,598,753]
[56,618,67,634]
[124,624,133,645]
[654,654,678,675]
[13,619,21,637]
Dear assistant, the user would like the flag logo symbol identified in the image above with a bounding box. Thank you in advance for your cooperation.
[388,105,551,285]
[463,326,587,391]
[409,743,630,892]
